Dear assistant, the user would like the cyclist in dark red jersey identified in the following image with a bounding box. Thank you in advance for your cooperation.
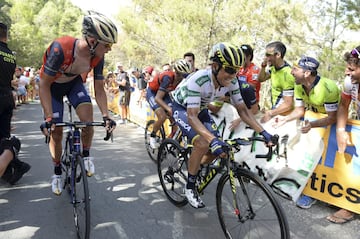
[39,11,117,195]
[146,59,192,148]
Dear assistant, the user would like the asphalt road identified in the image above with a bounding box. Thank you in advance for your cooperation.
[0,101,358,239]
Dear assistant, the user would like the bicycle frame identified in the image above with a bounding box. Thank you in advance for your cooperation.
[197,136,278,195]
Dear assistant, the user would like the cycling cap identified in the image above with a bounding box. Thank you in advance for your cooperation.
[143,66,154,74]
[174,59,192,74]
[82,10,118,44]
[295,56,319,72]
[209,42,245,68]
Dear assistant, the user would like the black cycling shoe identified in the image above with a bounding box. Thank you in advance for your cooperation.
[1,165,14,182]
[9,162,31,185]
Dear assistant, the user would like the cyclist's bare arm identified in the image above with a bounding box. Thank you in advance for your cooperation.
[93,79,110,118]
[187,107,215,143]
[39,73,56,120]
[155,90,172,114]
[310,110,337,128]
[337,96,351,153]
[235,102,263,133]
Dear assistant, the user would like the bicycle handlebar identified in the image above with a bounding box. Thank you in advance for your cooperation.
[225,134,279,161]
[44,121,113,143]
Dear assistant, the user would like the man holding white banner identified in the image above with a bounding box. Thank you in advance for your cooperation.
[273,56,340,208]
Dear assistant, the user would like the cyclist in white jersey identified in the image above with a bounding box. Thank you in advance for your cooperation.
[327,46,360,224]
[171,42,275,208]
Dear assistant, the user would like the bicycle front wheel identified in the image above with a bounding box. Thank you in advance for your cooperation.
[73,155,91,239]
[216,167,290,239]
[157,139,188,206]
[145,120,165,162]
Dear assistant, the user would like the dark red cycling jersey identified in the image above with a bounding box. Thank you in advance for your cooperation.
[147,71,176,92]
[40,36,103,83]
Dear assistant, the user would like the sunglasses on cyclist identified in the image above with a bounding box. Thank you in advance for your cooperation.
[223,66,239,75]
[351,48,360,59]
[97,40,113,48]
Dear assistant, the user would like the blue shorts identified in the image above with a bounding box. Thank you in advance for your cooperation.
[50,76,91,123]
[172,102,220,144]
[146,88,173,111]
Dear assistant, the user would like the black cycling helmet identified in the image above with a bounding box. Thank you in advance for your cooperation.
[209,42,245,68]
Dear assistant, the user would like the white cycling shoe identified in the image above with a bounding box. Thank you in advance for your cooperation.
[185,187,205,208]
[149,136,160,149]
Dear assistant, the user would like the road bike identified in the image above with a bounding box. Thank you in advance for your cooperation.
[45,100,112,239]
[144,118,182,162]
[157,135,290,239]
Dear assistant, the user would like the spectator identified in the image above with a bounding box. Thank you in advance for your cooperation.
[326,46,360,224]
[258,41,295,123]
[137,66,153,108]
[162,63,171,72]
[115,63,131,124]
[238,44,260,113]
[15,67,29,104]
[272,56,340,209]
[183,52,198,72]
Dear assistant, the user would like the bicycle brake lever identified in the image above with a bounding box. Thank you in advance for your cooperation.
[45,135,50,144]
[103,131,111,141]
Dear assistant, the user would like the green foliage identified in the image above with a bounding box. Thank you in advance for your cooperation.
[0,0,12,25]
[6,0,82,68]
[1,0,359,81]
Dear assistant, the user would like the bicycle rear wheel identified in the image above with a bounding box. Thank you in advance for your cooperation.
[216,167,289,239]
[145,120,166,162]
[157,139,188,206]
[72,155,91,239]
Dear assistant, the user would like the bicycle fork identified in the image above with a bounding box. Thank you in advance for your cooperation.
[229,160,255,223]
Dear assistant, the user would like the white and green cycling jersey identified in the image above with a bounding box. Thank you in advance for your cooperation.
[172,68,244,109]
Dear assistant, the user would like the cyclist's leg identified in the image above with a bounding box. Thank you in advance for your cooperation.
[172,104,207,208]
[48,82,67,194]
[146,88,166,148]
[68,77,95,176]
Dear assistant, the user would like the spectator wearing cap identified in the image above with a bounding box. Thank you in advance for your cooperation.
[137,66,153,107]
[326,46,360,224]
[258,41,295,123]
[237,44,260,114]
[273,56,340,209]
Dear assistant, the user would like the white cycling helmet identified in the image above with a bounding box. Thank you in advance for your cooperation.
[82,10,118,44]
[174,59,192,74]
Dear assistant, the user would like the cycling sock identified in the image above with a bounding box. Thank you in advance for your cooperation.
[186,173,197,189]
[54,164,62,175]
[82,149,90,157]
[150,132,156,138]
